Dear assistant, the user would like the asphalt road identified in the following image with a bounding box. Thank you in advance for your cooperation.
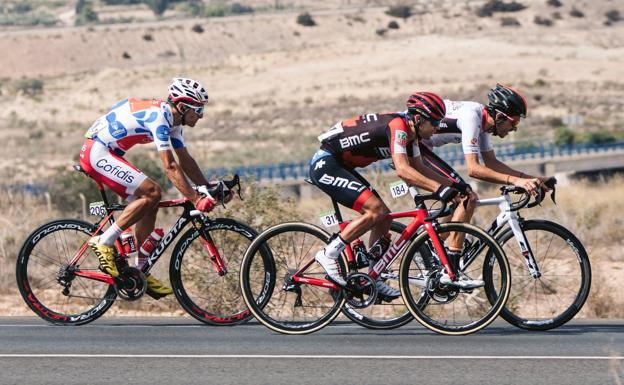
[0,317,622,385]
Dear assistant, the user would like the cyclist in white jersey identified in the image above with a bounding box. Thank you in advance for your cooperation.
[418,84,553,253]
[79,78,219,297]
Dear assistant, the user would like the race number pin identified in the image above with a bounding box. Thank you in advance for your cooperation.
[318,211,338,228]
[389,180,408,199]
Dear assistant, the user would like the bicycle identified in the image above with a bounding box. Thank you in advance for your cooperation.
[342,177,591,331]
[475,180,591,330]
[239,188,511,335]
[16,165,272,326]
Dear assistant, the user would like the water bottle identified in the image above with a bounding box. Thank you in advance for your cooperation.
[137,228,164,268]
[120,228,137,259]
[369,233,392,260]
[352,239,370,268]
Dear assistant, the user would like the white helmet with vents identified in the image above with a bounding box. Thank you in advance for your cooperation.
[168,77,209,106]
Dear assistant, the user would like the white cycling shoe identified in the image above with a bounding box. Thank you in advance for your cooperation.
[439,272,485,290]
[315,250,346,287]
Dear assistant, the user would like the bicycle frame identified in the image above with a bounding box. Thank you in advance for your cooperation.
[463,192,540,278]
[66,177,228,286]
[291,192,456,290]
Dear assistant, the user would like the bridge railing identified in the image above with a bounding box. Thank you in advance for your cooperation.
[204,140,624,181]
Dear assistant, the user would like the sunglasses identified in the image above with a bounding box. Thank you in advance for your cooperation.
[429,118,441,127]
[182,103,204,116]
[497,110,520,129]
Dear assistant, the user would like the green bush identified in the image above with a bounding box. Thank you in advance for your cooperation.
[586,131,618,145]
[477,0,527,17]
[204,3,227,17]
[554,126,575,146]
[546,0,562,7]
[13,2,33,14]
[385,5,412,19]
[145,0,169,16]
[230,3,254,14]
[296,12,316,26]
[15,78,44,98]
[570,7,584,18]
[75,1,98,25]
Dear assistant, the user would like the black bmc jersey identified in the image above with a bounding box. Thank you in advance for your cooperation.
[318,112,418,168]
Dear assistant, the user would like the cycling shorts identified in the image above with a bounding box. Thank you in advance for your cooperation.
[79,139,148,199]
[309,150,375,212]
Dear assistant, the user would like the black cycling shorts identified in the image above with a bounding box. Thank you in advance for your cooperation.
[309,151,374,212]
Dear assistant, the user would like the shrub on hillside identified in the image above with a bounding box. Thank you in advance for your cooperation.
[75,0,98,25]
[501,17,521,26]
[145,0,169,16]
[546,0,562,7]
[15,78,44,98]
[13,2,33,14]
[554,126,575,146]
[534,16,553,26]
[605,10,621,23]
[476,0,527,17]
[191,24,204,33]
[388,20,400,29]
[385,5,412,19]
[102,0,142,4]
[570,7,584,18]
[296,12,316,27]
[230,3,254,14]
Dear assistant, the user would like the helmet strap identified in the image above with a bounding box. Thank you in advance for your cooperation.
[167,99,188,125]
[413,115,423,140]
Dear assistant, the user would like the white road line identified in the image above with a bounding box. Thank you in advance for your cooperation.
[0,354,622,360]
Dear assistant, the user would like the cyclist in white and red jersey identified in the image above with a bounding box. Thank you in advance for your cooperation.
[419,84,554,254]
[310,92,484,295]
[80,78,219,297]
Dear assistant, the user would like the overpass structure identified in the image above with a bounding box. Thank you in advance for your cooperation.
[206,140,624,180]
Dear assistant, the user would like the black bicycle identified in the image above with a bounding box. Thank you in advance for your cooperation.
[16,165,272,326]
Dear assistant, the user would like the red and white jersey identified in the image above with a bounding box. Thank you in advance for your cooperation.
[85,98,185,155]
[421,100,493,154]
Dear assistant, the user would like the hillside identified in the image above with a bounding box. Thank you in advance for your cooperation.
[0,0,622,184]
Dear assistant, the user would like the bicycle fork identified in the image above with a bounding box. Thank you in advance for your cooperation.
[199,231,228,276]
[507,213,541,279]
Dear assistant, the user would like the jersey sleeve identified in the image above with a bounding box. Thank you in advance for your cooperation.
[479,131,493,152]
[169,126,186,149]
[459,110,483,154]
[145,111,175,152]
[388,117,410,155]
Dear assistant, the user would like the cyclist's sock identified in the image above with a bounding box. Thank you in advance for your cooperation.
[324,234,347,259]
[100,223,123,246]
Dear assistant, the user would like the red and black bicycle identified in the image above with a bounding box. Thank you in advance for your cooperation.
[16,165,272,326]
[240,187,511,335]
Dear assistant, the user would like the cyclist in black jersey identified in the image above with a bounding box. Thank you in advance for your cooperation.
[309,92,483,294]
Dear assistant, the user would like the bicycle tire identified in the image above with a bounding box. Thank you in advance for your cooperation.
[400,222,511,335]
[16,219,116,325]
[341,221,419,330]
[240,222,346,335]
[170,218,270,326]
[489,219,591,331]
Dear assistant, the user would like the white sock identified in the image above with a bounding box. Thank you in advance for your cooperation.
[100,223,123,246]
[324,235,347,260]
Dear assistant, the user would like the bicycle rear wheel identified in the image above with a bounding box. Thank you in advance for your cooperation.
[170,218,270,326]
[16,219,116,325]
[490,220,591,331]
[240,222,346,335]
[400,222,510,335]
[341,221,416,330]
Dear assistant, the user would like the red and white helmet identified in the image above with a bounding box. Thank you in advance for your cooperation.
[406,92,446,121]
[168,77,209,106]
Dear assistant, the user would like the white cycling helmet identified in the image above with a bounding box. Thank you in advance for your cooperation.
[168,77,209,106]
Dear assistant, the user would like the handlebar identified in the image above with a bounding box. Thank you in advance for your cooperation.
[502,177,557,211]
[193,174,242,211]
[409,186,454,221]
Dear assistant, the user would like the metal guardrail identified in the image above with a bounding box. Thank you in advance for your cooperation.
[204,140,624,181]
[4,141,624,193]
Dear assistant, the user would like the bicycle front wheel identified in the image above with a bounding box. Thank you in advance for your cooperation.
[170,218,269,326]
[16,219,116,325]
[491,220,591,331]
[240,222,346,335]
[400,222,511,335]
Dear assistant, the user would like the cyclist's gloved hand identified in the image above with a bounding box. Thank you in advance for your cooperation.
[451,181,471,196]
[195,196,216,213]
[434,185,459,203]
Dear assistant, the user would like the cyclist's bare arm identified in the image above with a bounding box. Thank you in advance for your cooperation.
[393,152,440,192]
[160,149,201,203]
[408,156,453,188]
[175,147,210,186]
[468,151,540,192]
